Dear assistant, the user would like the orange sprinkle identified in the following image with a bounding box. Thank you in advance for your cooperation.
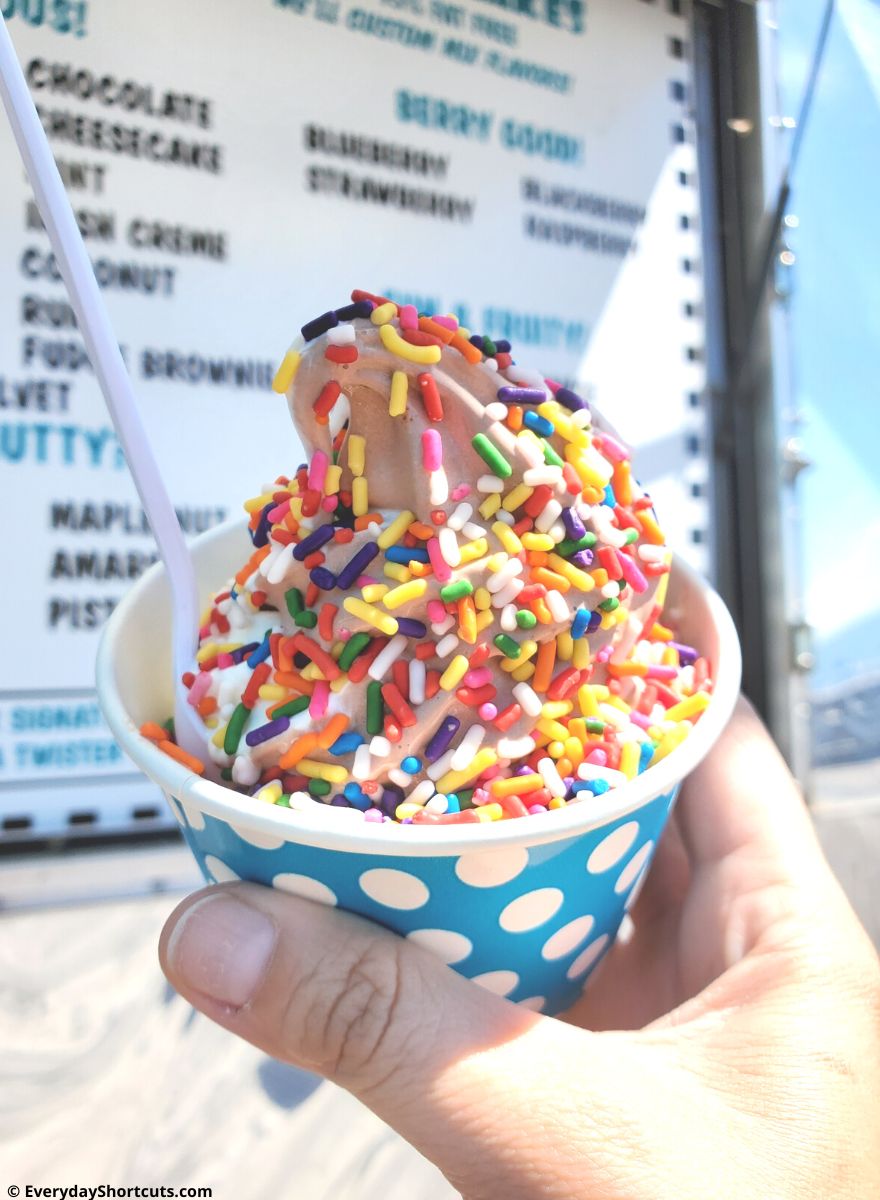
[408,521,435,540]
[415,641,437,660]
[583,486,605,505]
[532,639,557,693]
[612,460,633,507]
[450,331,482,364]
[506,405,523,432]
[279,732,319,770]
[532,567,571,593]
[317,713,350,749]
[235,544,271,587]
[590,568,610,588]
[197,697,218,717]
[638,510,666,545]
[409,561,433,578]
[651,622,674,642]
[354,512,383,531]
[606,662,648,677]
[318,603,337,642]
[157,739,206,775]
[531,597,553,624]
[526,550,549,568]
[139,721,168,743]
[458,596,478,644]
[418,315,456,344]
[273,671,315,694]
[266,692,296,718]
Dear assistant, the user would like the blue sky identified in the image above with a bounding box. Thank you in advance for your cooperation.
[776,0,880,640]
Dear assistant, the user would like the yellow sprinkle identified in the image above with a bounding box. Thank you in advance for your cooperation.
[395,803,423,821]
[665,692,711,722]
[439,654,469,691]
[521,532,555,551]
[243,491,276,514]
[652,622,674,642]
[196,642,242,663]
[272,349,301,394]
[205,716,219,729]
[379,322,441,364]
[361,583,388,603]
[258,685,288,701]
[474,610,495,632]
[301,663,322,681]
[485,553,507,573]
[548,796,566,810]
[348,435,366,477]
[577,685,600,718]
[492,522,523,556]
[491,774,544,797]
[211,724,228,749]
[650,725,690,764]
[389,370,409,416]
[459,537,489,564]
[297,759,349,783]
[382,579,427,609]
[479,493,502,519]
[330,676,348,693]
[572,639,592,670]
[502,483,533,512]
[500,639,538,672]
[569,718,588,745]
[383,562,412,583]
[474,586,492,610]
[654,568,671,609]
[548,554,595,591]
[541,701,572,719]
[620,741,640,780]
[342,597,399,636]
[475,803,504,822]
[564,444,607,490]
[352,475,369,516]
[324,464,342,495]
[371,301,397,325]
[255,780,284,804]
[556,632,574,662]
[663,645,680,667]
[536,717,569,742]
[564,736,584,767]
[511,661,536,682]
[436,748,498,794]
[289,497,304,522]
[606,695,631,714]
[377,509,416,550]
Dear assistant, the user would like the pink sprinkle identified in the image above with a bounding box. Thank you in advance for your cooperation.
[308,450,329,491]
[593,433,629,463]
[618,551,648,593]
[321,496,338,512]
[421,428,443,472]
[364,808,384,822]
[431,314,458,331]
[199,624,212,640]
[309,679,330,720]
[216,653,234,669]
[479,763,503,783]
[267,500,290,523]
[356,574,378,588]
[478,702,498,721]
[596,647,613,663]
[472,787,491,806]
[646,665,679,681]
[187,671,212,706]
[629,712,652,729]
[427,599,447,623]
[586,749,607,766]
[544,378,561,395]
[528,803,547,815]
[450,483,471,500]
[338,627,352,641]
[427,537,452,582]
[464,667,493,687]
[399,304,419,331]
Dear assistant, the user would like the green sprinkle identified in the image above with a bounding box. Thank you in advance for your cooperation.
[598,597,620,612]
[223,701,250,755]
[494,633,520,658]
[542,442,564,467]
[440,579,474,602]
[294,609,318,628]
[338,631,371,671]
[285,588,303,617]
[366,680,384,735]
[482,336,497,357]
[624,528,639,545]
[585,719,605,734]
[472,433,512,478]
[308,778,331,797]
[163,716,175,739]
[275,793,292,808]
[272,695,311,719]
[557,532,597,557]
[515,609,537,629]
[457,788,475,809]
[220,767,234,781]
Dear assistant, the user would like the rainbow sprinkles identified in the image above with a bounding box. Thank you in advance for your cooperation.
[142,288,714,825]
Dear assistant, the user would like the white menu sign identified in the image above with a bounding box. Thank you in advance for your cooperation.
[0,0,707,838]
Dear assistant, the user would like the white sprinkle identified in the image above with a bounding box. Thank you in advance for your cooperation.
[436,632,460,658]
[500,604,518,632]
[638,544,667,563]
[515,434,545,468]
[352,744,372,781]
[487,558,523,592]
[388,768,411,787]
[601,581,620,599]
[426,794,449,813]
[535,499,563,534]
[485,401,507,421]
[408,779,437,806]
[571,407,592,428]
[369,735,391,756]
[497,735,536,758]
[429,468,449,506]
[523,467,562,487]
[477,475,505,493]
[450,724,485,772]
[538,757,567,798]
[431,615,455,636]
[494,509,515,526]
[232,755,260,786]
[266,543,296,586]
[288,791,317,810]
[505,364,546,390]
[409,658,426,705]
[438,526,461,567]
[448,502,472,531]
[483,357,499,373]
[598,704,628,729]
[547,520,566,542]
[426,747,457,781]
[513,682,543,717]
[327,323,356,345]
[491,578,525,608]
[462,521,487,540]
[577,763,627,787]
[545,590,569,622]
[367,634,407,681]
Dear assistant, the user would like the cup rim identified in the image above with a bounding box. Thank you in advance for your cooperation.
[97,520,742,857]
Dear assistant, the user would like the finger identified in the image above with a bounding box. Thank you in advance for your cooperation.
[160,882,588,1196]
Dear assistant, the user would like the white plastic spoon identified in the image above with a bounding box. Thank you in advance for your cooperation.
[0,15,207,765]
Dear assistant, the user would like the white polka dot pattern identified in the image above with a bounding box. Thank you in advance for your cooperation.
[471,970,520,997]
[359,867,430,910]
[273,873,337,906]
[541,915,595,961]
[566,934,610,980]
[229,822,286,851]
[455,846,529,888]
[518,995,546,1012]
[203,855,239,883]
[180,800,206,831]
[407,928,473,965]
[586,821,639,874]
[499,887,564,933]
[615,841,655,894]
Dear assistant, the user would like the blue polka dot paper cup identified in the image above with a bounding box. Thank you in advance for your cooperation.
[97,521,740,1016]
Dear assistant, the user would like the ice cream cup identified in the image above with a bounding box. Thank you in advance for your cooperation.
[97,519,741,1016]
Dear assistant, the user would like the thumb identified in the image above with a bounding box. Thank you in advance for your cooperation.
[160,882,566,1191]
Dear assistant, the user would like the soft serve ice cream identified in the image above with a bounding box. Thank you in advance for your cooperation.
[143,289,713,825]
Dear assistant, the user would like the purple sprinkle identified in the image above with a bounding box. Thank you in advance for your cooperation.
[571,548,595,569]
[395,617,427,638]
[514,764,534,776]
[293,523,335,561]
[245,716,291,747]
[231,642,260,664]
[310,566,337,590]
[337,541,380,589]
[496,386,545,405]
[555,386,588,413]
[424,715,460,762]
[670,642,699,666]
[301,310,339,341]
[381,785,404,815]
[587,610,603,633]
[330,794,350,807]
[469,334,484,349]
[250,504,272,548]
[335,300,374,321]
[495,339,511,353]
[562,506,586,540]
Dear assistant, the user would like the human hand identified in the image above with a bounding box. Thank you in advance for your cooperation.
[159,699,880,1199]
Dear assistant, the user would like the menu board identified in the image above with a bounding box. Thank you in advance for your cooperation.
[0,0,708,838]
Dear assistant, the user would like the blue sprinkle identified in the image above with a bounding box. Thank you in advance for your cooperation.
[602,485,617,507]
[638,743,655,773]
[523,411,555,438]
[570,779,610,796]
[385,545,429,564]
[445,793,460,813]
[401,755,421,774]
[570,608,591,640]
[246,635,271,668]
[347,791,371,811]
[330,731,365,755]
[310,565,337,590]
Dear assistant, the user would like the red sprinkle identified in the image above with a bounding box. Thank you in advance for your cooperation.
[325,345,358,364]
[382,683,417,727]
[418,373,444,421]
[494,703,522,732]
